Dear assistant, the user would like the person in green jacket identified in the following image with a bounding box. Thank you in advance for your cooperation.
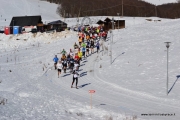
[81,42,86,48]
[61,49,67,55]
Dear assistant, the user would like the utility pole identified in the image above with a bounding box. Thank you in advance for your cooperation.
[111,17,114,43]
[117,13,120,30]
[164,42,171,95]
[122,0,123,17]
[155,5,157,17]
[110,30,112,64]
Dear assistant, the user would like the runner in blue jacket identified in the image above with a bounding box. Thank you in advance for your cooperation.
[96,41,100,53]
[53,55,59,70]
[82,47,86,58]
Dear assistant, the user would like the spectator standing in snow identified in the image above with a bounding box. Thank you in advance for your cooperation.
[57,61,63,78]
[53,55,59,70]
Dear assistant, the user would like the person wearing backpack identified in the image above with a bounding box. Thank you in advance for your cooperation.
[53,55,59,70]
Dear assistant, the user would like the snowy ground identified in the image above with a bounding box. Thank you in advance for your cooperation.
[1,0,180,120]
[0,0,60,27]
[0,17,180,120]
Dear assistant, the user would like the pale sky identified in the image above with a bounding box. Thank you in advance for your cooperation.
[144,0,177,5]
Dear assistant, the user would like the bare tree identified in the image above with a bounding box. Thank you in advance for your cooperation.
[53,0,180,19]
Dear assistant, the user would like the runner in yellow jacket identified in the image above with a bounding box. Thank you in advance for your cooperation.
[78,49,83,63]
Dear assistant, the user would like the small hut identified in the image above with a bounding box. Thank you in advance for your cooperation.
[114,20,125,29]
[47,20,67,32]
[10,15,43,27]
[96,20,104,26]
[9,15,43,33]
[103,17,112,31]
[101,17,125,31]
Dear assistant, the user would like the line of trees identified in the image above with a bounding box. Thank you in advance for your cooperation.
[46,0,180,19]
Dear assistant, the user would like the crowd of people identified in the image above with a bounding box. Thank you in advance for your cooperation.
[53,25,108,89]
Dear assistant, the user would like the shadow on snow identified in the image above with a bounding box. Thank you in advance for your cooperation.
[168,75,180,94]
[80,71,87,77]
[111,52,125,64]
[78,83,91,88]
[62,73,71,77]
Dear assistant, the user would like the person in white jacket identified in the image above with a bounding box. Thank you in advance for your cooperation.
[69,49,74,57]
[74,62,79,71]
[71,69,79,89]
[56,61,63,78]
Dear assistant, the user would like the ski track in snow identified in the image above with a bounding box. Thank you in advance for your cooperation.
[48,50,179,120]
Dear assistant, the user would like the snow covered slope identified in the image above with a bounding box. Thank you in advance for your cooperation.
[0,17,180,120]
[0,0,60,26]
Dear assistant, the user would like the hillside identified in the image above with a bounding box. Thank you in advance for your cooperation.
[47,0,180,19]
[0,0,60,27]
[144,0,177,5]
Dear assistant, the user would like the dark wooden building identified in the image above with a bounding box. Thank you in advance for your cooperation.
[10,15,43,27]
[97,17,125,31]
[114,20,125,29]
[96,20,104,26]
[47,20,67,32]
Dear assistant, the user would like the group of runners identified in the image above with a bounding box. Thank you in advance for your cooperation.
[53,25,108,89]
